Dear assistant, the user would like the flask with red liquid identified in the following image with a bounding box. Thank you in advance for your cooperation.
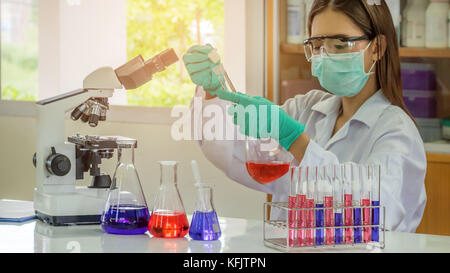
[245,138,292,184]
[148,161,189,238]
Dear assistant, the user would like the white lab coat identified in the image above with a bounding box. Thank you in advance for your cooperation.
[190,87,427,233]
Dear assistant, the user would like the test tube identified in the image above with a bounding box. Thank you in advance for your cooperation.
[353,165,362,244]
[305,166,315,246]
[343,163,353,244]
[296,166,307,246]
[324,165,334,245]
[371,164,381,242]
[288,167,298,247]
[361,165,371,243]
[315,167,325,246]
[334,165,343,245]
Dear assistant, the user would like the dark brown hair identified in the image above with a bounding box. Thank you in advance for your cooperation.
[308,0,415,123]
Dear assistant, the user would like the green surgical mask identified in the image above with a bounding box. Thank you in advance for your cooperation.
[311,42,376,97]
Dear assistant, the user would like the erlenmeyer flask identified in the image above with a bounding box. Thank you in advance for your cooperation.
[148,161,189,238]
[189,184,221,241]
[101,139,150,235]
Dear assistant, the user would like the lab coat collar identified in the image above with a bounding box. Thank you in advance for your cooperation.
[311,89,390,128]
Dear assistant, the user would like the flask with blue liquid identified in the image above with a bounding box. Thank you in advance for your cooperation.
[189,184,221,241]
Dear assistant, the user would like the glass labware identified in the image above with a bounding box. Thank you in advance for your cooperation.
[101,139,150,235]
[189,184,222,241]
[148,161,189,238]
[245,137,292,184]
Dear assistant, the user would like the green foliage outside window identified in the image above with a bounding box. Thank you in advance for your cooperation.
[126,0,224,107]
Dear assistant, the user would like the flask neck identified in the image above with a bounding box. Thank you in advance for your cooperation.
[160,161,178,186]
[195,186,215,212]
[118,146,134,165]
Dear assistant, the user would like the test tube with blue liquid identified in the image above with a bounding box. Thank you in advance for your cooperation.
[371,165,381,242]
[352,165,362,244]
[315,167,325,246]
[334,165,343,245]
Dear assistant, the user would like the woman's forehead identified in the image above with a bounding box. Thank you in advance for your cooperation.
[311,8,366,38]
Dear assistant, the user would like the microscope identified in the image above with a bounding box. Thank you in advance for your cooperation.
[33,49,178,226]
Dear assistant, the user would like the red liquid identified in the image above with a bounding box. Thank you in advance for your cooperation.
[288,196,296,247]
[361,198,371,243]
[148,211,189,238]
[245,161,290,184]
[296,194,306,246]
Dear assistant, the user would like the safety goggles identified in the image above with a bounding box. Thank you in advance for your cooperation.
[303,35,371,62]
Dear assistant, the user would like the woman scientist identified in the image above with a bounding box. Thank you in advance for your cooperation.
[183,0,426,232]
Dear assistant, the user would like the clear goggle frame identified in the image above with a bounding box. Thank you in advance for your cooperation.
[303,35,371,62]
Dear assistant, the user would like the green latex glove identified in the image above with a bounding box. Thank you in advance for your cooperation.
[183,44,226,96]
[225,92,306,151]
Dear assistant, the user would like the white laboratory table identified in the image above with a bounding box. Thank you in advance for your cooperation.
[0,217,449,253]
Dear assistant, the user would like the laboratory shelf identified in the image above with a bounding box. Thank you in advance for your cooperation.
[280,42,450,58]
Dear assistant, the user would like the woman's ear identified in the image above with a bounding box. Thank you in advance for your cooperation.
[372,34,387,61]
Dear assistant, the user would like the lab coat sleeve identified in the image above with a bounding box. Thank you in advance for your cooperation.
[190,86,277,195]
[294,108,427,232]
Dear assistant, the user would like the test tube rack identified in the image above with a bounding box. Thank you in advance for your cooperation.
[263,202,385,252]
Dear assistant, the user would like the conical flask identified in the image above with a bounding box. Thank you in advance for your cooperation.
[148,161,189,238]
[189,184,221,241]
[101,139,149,235]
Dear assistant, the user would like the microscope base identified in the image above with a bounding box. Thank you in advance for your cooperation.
[35,211,101,226]
[34,187,108,226]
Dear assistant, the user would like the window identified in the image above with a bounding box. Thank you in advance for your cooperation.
[126,0,224,107]
[0,0,38,101]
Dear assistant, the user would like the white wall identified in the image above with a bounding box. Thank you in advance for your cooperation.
[0,116,266,219]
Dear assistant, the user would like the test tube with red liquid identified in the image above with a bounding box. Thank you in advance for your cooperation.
[361,165,371,243]
[343,163,353,244]
[324,166,334,245]
[305,166,316,246]
[296,166,307,247]
[288,167,299,247]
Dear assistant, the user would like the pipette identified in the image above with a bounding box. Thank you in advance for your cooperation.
[344,164,353,244]
[296,166,307,247]
[288,167,299,247]
[208,48,237,93]
[191,160,206,211]
[324,167,334,245]
[361,165,371,243]
[334,165,343,245]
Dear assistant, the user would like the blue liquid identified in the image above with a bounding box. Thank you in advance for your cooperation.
[372,201,380,242]
[315,204,324,245]
[354,208,362,243]
[101,205,150,235]
[334,212,343,244]
[189,211,221,241]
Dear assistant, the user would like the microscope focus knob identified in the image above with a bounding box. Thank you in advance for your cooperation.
[46,147,71,176]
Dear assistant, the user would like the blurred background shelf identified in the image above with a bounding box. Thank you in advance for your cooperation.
[281,42,450,58]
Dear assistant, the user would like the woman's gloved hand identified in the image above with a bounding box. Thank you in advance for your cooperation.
[183,44,226,96]
[223,92,306,151]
